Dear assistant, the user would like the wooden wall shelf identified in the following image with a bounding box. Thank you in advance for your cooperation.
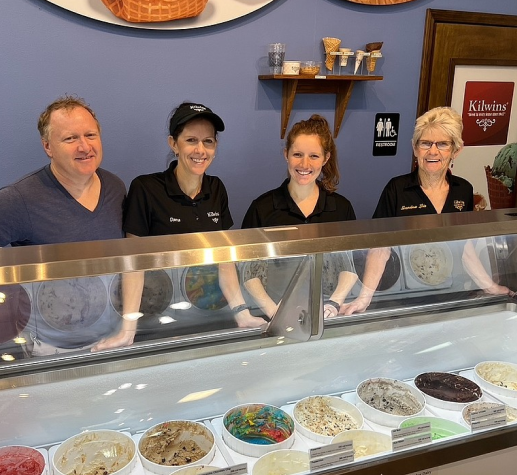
[258,74,383,138]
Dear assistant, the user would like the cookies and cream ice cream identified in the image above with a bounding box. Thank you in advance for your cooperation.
[414,372,482,403]
[139,421,214,467]
[294,396,360,437]
[53,430,135,475]
[357,378,424,417]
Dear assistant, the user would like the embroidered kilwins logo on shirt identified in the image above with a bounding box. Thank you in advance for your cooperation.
[170,217,181,222]
[454,200,465,211]
[207,211,219,223]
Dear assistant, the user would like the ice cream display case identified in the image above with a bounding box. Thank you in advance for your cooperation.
[1,209,517,475]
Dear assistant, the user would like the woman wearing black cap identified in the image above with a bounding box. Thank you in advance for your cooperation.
[93,103,265,350]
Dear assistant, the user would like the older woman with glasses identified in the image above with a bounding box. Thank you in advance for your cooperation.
[342,106,513,316]
[373,106,472,218]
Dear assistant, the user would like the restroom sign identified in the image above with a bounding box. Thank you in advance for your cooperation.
[373,113,399,156]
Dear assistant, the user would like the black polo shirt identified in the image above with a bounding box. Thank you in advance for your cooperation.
[123,161,233,236]
[241,178,356,228]
[372,169,474,218]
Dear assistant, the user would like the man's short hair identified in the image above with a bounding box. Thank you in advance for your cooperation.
[38,94,100,141]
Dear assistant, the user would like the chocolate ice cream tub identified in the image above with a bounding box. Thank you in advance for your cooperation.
[414,372,482,410]
[222,403,295,457]
[53,430,136,475]
[356,378,425,427]
[138,420,215,475]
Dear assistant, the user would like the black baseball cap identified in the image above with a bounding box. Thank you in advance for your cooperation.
[169,103,225,136]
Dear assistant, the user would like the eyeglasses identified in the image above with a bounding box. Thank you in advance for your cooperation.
[417,140,453,151]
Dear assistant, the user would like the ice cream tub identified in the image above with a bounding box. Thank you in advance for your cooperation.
[399,416,469,441]
[181,266,228,312]
[138,420,215,475]
[52,429,137,475]
[0,445,45,475]
[352,248,402,294]
[170,465,221,475]
[110,269,173,317]
[293,395,363,444]
[462,401,517,426]
[37,276,108,331]
[222,403,295,457]
[356,378,425,427]
[252,449,310,475]
[407,243,453,287]
[0,284,31,344]
[414,372,482,410]
[331,429,391,460]
[474,361,517,398]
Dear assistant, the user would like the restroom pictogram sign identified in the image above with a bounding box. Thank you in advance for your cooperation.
[373,113,399,156]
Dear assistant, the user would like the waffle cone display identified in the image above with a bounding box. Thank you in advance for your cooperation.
[100,0,209,23]
[485,166,517,209]
[354,50,365,74]
[366,50,380,72]
[323,37,341,71]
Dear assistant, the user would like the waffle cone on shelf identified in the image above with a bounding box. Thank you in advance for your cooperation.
[323,37,341,71]
[100,0,209,23]
[366,50,381,72]
[485,166,517,209]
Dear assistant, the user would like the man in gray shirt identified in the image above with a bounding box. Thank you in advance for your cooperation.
[0,95,129,355]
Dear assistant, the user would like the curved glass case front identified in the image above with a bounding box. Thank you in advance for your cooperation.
[0,209,517,475]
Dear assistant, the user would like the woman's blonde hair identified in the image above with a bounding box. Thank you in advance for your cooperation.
[412,106,463,153]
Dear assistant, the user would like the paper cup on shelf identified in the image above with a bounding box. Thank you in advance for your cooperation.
[282,61,300,75]
[339,48,351,67]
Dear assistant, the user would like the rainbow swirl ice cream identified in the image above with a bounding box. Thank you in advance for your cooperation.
[223,404,294,446]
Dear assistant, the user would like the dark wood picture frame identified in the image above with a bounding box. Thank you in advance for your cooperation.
[413,9,517,170]
[417,9,517,116]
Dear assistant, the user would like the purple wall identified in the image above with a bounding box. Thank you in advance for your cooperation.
[1,0,517,221]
